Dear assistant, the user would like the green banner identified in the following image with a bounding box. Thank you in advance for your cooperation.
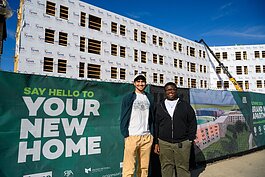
[0,71,133,177]
[232,91,265,147]
[2,71,264,176]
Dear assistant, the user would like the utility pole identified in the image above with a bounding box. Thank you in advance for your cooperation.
[0,0,13,70]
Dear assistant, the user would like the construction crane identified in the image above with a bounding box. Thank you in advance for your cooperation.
[197,39,243,91]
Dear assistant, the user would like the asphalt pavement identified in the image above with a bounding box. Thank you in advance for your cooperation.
[191,149,265,177]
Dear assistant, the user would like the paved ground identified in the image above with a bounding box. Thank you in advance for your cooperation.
[191,149,265,177]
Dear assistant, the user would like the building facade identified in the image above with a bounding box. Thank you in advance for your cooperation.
[195,122,220,150]
[14,0,210,89]
[14,0,265,93]
[209,45,265,93]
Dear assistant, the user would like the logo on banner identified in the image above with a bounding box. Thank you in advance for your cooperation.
[242,96,247,104]
[64,170,74,177]
[23,171,52,177]
[84,166,111,173]
[84,168,92,173]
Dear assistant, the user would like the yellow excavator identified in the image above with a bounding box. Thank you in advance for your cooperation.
[197,39,243,92]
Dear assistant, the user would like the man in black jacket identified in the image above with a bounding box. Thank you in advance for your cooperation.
[154,82,197,177]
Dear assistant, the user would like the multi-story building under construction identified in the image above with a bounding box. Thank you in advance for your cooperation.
[14,0,265,93]
[209,45,265,93]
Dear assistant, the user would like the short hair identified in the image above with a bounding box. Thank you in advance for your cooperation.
[164,82,177,89]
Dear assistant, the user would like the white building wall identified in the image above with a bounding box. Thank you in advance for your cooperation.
[16,0,210,88]
[16,0,265,93]
[209,45,265,93]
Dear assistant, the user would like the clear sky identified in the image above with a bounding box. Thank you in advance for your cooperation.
[1,0,265,71]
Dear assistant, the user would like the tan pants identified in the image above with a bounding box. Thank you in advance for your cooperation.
[122,134,153,177]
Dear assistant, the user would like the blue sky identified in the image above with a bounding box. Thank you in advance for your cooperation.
[1,0,265,71]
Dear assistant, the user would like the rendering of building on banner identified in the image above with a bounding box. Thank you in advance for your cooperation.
[14,0,265,93]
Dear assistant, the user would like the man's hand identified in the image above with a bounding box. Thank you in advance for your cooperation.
[154,144,160,154]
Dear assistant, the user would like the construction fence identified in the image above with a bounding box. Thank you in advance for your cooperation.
[0,71,264,177]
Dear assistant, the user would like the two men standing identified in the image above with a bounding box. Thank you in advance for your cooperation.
[120,74,197,177]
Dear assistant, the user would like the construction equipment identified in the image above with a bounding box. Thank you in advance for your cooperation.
[0,0,13,49]
[0,0,13,18]
[196,39,243,91]
[0,0,13,69]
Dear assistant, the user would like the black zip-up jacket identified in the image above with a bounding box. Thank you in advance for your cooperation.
[154,98,197,144]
